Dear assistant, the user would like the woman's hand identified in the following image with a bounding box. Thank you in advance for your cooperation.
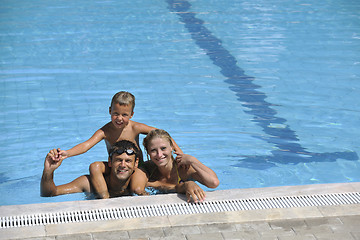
[184,181,206,203]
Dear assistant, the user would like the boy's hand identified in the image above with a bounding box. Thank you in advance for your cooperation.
[184,181,206,203]
[175,152,193,167]
[50,148,69,162]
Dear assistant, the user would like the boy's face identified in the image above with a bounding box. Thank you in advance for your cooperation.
[108,151,138,181]
[109,103,134,129]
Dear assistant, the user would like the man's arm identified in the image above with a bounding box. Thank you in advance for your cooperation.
[41,151,91,197]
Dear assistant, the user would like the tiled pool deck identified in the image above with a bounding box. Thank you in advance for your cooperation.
[1,182,359,240]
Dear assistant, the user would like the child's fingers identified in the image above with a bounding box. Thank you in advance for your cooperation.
[175,155,183,164]
[174,151,183,157]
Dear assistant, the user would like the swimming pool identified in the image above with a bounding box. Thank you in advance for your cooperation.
[0,0,359,206]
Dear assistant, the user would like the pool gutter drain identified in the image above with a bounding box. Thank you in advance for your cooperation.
[1,192,359,228]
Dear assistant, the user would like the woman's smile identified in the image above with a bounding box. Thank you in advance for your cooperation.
[148,137,173,167]
[155,155,168,163]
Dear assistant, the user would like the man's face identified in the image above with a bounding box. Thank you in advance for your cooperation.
[109,151,138,181]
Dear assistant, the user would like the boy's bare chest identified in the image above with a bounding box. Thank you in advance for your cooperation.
[106,127,137,145]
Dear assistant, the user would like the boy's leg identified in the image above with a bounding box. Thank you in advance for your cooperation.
[89,161,110,199]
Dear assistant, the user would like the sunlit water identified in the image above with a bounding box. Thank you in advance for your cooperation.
[0,0,359,205]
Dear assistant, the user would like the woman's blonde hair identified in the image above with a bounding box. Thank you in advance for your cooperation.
[143,129,173,152]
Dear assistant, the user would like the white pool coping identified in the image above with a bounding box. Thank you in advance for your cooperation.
[1,182,360,239]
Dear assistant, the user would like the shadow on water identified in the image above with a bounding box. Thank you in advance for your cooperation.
[166,0,358,169]
[0,173,10,184]
[230,150,358,170]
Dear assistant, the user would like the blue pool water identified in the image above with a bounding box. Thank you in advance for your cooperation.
[0,0,359,206]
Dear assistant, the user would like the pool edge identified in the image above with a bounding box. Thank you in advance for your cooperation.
[1,182,359,239]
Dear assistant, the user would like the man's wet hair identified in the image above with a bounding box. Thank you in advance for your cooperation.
[109,140,140,161]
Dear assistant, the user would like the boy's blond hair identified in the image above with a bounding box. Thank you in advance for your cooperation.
[110,91,135,112]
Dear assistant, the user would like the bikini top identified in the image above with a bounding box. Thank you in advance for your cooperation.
[175,163,183,184]
[147,161,183,184]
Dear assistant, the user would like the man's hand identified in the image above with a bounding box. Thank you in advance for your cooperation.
[44,149,64,172]
[49,148,69,162]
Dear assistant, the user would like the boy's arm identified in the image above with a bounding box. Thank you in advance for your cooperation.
[133,122,183,153]
[170,137,183,154]
[41,151,91,197]
[56,129,105,160]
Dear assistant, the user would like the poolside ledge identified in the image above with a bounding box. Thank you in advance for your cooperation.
[1,182,359,240]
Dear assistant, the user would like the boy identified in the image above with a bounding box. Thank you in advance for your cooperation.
[53,91,182,198]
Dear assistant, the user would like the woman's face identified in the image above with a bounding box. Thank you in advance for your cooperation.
[147,137,173,167]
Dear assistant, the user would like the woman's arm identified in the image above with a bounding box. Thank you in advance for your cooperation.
[176,153,219,188]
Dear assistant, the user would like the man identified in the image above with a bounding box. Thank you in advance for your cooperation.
[41,140,139,198]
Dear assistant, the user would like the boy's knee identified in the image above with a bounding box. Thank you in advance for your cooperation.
[89,161,104,174]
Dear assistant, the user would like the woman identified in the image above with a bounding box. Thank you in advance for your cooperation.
[130,129,219,202]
